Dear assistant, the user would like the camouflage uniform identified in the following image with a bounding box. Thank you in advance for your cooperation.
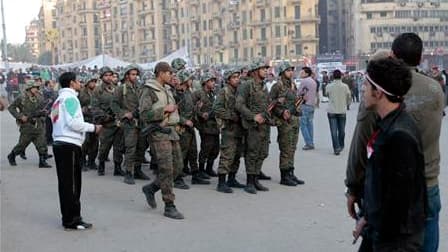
[270,61,304,186]
[78,83,99,169]
[192,73,220,175]
[171,58,187,72]
[139,79,182,204]
[7,82,51,167]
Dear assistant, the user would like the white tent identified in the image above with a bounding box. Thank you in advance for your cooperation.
[52,54,132,69]
[139,47,189,70]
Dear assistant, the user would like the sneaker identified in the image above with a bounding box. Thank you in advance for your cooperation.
[64,221,93,231]
[302,145,315,150]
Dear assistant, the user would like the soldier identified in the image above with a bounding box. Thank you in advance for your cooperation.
[140,62,184,219]
[270,61,305,186]
[7,81,52,168]
[78,76,99,171]
[171,58,187,72]
[174,70,210,185]
[192,73,220,177]
[235,59,271,194]
[92,67,125,176]
[111,64,150,184]
[213,68,245,193]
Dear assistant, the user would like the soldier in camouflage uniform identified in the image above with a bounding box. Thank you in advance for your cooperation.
[79,77,99,171]
[213,68,246,193]
[171,58,187,72]
[235,59,272,194]
[192,73,220,177]
[270,61,305,186]
[140,62,184,219]
[174,70,210,185]
[7,81,52,168]
[111,64,150,184]
[92,67,125,176]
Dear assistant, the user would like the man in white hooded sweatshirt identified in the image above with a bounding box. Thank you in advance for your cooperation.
[51,72,102,230]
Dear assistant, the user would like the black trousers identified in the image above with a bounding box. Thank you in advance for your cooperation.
[53,141,83,227]
[45,116,53,144]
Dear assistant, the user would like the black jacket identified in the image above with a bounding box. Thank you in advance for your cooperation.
[364,104,427,242]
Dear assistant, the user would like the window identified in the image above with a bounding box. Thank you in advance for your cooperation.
[233,31,238,42]
[260,9,265,21]
[274,7,280,18]
[234,48,238,58]
[380,11,386,17]
[275,45,281,58]
[243,29,247,40]
[261,46,266,57]
[294,6,300,19]
[261,28,266,40]
[295,44,302,55]
[295,25,301,38]
[275,26,281,37]
[367,12,372,19]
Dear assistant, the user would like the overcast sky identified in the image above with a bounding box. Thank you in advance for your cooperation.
[1,0,42,44]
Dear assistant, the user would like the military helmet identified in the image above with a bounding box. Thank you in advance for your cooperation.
[121,64,141,80]
[171,58,187,72]
[248,58,270,73]
[200,73,216,85]
[25,80,40,90]
[177,69,193,84]
[277,61,294,75]
[99,66,114,78]
[223,68,240,81]
[86,74,99,84]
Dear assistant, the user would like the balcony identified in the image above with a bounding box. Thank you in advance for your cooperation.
[191,32,200,39]
[138,8,155,15]
[300,35,319,43]
[251,19,270,27]
[229,41,239,48]
[227,22,240,30]
[190,0,199,6]
[255,0,267,7]
[190,15,199,23]
[256,38,267,45]
[300,16,320,24]
[288,0,300,4]
[212,12,221,20]
[139,37,156,44]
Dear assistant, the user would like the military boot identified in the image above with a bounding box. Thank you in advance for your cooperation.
[254,176,269,191]
[97,161,105,176]
[226,172,245,188]
[134,165,150,180]
[44,153,53,159]
[39,155,52,168]
[198,162,210,180]
[280,169,298,186]
[19,151,27,160]
[182,159,191,176]
[113,162,125,176]
[150,162,159,175]
[142,183,160,208]
[123,171,135,185]
[244,175,257,194]
[217,174,233,193]
[205,160,218,177]
[257,171,271,180]
[164,202,184,220]
[7,151,17,166]
[191,171,211,185]
[289,167,305,185]
[88,158,97,170]
[174,176,190,190]
[81,155,89,171]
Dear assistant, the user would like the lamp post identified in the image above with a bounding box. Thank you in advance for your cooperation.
[1,0,9,72]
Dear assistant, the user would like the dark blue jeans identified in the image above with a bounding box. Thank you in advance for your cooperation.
[327,113,346,151]
[423,185,441,252]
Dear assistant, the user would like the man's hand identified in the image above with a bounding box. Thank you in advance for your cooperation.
[346,193,358,220]
[352,217,367,245]
[254,113,265,124]
[124,112,133,120]
[185,120,194,127]
[94,125,103,134]
[202,112,209,120]
[20,115,28,123]
[164,104,177,113]
[282,110,291,121]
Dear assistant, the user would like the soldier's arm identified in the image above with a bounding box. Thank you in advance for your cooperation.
[235,83,255,121]
[78,90,90,108]
[110,87,127,119]
[213,89,231,120]
[269,83,287,117]
[138,87,165,124]
[7,96,23,119]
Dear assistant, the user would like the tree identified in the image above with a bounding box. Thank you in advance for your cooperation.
[0,40,36,63]
[37,51,52,65]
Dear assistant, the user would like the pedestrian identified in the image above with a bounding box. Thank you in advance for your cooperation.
[42,80,58,145]
[325,69,351,155]
[298,67,317,150]
[51,71,102,230]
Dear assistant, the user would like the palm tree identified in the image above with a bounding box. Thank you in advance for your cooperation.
[45,29,59,65]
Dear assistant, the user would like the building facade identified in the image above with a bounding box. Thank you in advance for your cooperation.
[37,0,58,62]
[25,19,40,58]
[318,0,349,55]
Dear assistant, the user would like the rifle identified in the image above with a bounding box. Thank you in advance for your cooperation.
[141,123,172,137]
[88,107,113,125]
[18,99,51,124]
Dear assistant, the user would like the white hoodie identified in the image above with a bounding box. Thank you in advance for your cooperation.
[51,88,95,146]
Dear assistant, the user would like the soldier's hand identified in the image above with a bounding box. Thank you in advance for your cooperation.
[164,104,177,113]
[254,114,265,124]
[185,120,194,127]
[202,112,209,120]
[94,125,103,134]
[278,97,286,104]
[124,112,133,120]
[346,194,358,220]
[282,110,291,121]
[20,115,28,123]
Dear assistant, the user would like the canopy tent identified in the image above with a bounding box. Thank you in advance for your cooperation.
[51,54,132,69]
[139,47,189,70]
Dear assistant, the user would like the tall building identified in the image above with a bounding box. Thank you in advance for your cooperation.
[51,0,320,65]
[349,0,448,68]
[25,19,40,58]
[37,0,58,62]
[318,0,349,55]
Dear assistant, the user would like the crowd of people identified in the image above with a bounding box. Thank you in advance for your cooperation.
[2,32,447,251]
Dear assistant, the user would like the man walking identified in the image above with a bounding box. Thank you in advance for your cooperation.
[51,72,102,230]
[298,67,317,150]
[325,70,351,155]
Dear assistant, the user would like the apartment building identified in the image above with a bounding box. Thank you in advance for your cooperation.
[25,19,40,58]
[319,0,349,55]
[37,0,57,60]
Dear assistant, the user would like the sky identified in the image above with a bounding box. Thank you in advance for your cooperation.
[1,0,42,44]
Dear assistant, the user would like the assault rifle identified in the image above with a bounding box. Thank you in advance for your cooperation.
[141,123,172,137]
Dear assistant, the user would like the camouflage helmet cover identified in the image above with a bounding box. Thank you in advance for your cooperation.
[99,66,114,78]
[200,72,216,85]
[176,69,193,84]
[25,80,40,90]
[248,58,270,73]
[171,58,187,72]
[223,68,240,81]
[121,64,141,80]
[277,61,294,75]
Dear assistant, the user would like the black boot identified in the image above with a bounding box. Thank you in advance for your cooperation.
[191,171,211,185]
[182,159,191,176]
[150,162,159,175]
[244,175,257,194]
[174,176,190,190]
[88,158,97,170]
[164,202,184,219]
[7,151,17,166]
[205,161,218,177]
[217,174,233,193]
[81,155,89,171]
[280,169,298,186]
[198,162,210,179]
[258,171,271,180]
[134,165,150,180]
[227,172,245,188]
[123,171,135,185]
[113,162,125,176]
[44,153,53,159]
[39,155,52,168]
[19,151,27,160]
[289,167,305,185]
[142,183,160,208]
[254,176,269,191]
[98,161,105,176]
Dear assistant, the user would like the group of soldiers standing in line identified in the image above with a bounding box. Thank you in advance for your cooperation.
[6,57,309,219]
